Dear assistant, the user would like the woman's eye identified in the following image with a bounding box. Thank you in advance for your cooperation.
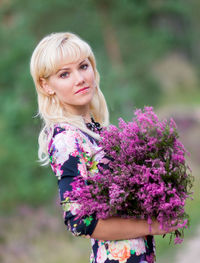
[80,64,88,70]
[60,72,69,78]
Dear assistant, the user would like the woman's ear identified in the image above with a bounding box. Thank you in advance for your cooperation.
[39,78,55,95]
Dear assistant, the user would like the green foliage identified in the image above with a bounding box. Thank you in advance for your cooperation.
[0,0,199,213]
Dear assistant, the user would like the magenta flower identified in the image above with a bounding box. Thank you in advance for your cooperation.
[65,107,194,244]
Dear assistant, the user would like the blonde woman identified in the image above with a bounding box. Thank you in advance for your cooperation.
[30,32,174,263]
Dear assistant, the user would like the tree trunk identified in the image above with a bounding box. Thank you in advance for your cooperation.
[95,0,124,68]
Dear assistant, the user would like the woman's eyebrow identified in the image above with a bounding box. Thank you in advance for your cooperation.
[56,59,87,73]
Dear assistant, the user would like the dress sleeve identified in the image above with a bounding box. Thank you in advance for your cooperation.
[48,125,98,237]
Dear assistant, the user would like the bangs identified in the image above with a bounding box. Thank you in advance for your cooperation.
[44,38,92,77]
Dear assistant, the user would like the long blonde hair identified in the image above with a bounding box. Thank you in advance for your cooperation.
[30,32,109,165]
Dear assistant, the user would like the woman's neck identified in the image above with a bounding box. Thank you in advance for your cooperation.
[62,103,91,123]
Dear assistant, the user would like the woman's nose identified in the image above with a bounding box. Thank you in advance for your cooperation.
[74,70,85,85]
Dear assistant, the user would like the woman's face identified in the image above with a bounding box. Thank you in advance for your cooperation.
[42,57,96,116]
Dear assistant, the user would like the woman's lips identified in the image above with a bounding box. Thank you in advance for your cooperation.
[75,87,89,94]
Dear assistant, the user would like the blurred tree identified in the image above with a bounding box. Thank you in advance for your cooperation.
[0,0,199,212]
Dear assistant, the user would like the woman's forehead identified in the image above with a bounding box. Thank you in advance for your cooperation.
[58,56,88,67]
[53,54,88,71]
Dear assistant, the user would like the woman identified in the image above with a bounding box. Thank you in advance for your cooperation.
[30,32,174,263]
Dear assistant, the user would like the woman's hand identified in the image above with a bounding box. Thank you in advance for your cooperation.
[150,220,178,236]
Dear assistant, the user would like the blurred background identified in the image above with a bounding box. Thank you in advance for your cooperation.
[0,0,199,262]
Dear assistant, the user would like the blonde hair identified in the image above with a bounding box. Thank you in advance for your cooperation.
[30,32,109,165]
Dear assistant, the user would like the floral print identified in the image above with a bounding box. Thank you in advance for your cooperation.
[48,123,156,263]
[96,244,108,263]
[90,236,155,263]
[108,240,131,262]
[129,238,146,256]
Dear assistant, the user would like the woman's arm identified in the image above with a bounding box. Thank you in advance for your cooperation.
[58,175,98,237]
[49,126,99,237]
[91,217,173,240]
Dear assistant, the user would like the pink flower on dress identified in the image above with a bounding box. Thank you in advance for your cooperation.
[129,238,146,256]
[77,163,88,178]
[96,243,108,263]
[53,131,77,164]
[108,240,131,263]
[70,202,81,215]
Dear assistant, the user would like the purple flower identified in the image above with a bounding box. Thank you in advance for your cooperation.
[65,107,194,244]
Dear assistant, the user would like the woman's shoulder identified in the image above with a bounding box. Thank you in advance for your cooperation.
[52,123,98,145]
[49,123,98,149]
[48,123,100,160]
[50,123,87,143]
[48,123,83,149]
[52,123,79,137]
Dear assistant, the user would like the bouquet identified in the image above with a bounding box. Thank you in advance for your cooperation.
[64,107,194,244]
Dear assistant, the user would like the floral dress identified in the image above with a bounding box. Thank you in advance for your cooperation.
[48,123,156,263]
